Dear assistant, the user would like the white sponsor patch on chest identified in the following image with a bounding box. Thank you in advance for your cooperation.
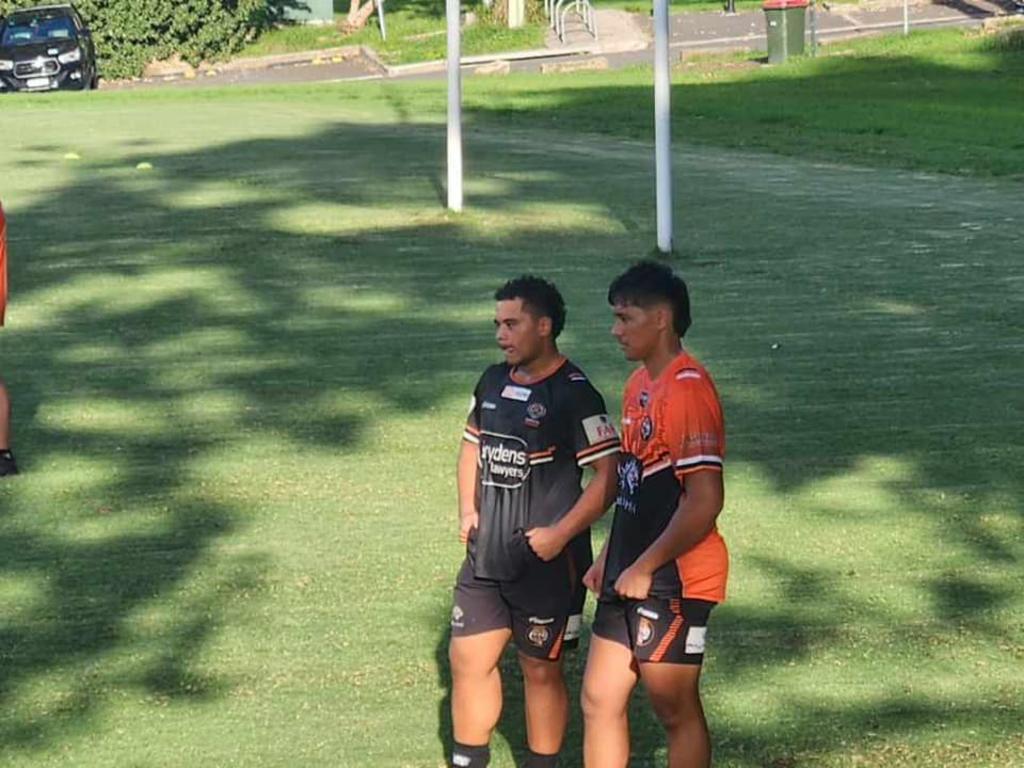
[582,413,618,444]
[501,384,532,402]
[685,626,707,655]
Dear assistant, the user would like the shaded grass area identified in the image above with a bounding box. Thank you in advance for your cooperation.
[449,27,1024,178]
[240,0,545,64]
[236,26,1024,177]
[0,28,1022,767]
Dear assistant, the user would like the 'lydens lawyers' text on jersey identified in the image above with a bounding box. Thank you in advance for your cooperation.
[463,358,620,581]
[602,352,729,603]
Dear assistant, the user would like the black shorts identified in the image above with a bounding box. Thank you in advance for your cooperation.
[592,597,715,665]
[451,549,587,661]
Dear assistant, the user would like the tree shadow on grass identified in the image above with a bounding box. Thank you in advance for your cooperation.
[0,46,1021,763]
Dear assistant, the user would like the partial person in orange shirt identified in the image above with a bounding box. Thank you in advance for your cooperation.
[0,201,17,476]
[581,261,728,768]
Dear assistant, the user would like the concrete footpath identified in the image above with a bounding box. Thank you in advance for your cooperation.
[103,0,1022,89]
[661,0,1021,54]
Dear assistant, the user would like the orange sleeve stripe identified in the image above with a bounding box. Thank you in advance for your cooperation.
[576,438,621,459]
[674,464,723,479]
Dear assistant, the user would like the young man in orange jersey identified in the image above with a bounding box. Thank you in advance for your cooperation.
[581,261,728,768]
[0,201,16,477]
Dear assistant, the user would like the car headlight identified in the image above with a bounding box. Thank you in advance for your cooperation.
[58,48,82,64]
[0,60,14,72]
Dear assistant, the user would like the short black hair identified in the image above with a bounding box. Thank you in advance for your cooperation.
[495,275,567,339]
[607,261,691,337]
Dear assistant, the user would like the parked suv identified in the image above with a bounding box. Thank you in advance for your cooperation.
[0,4,97,93]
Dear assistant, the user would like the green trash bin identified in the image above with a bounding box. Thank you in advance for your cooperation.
[763,0,808,64]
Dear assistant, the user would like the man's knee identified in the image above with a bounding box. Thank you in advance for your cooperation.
[450,640,489,679]
[648,687,702,732]
[581,675,624,722]
[519,655,563,687]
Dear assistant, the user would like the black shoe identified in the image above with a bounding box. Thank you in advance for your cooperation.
[0,451,18,477]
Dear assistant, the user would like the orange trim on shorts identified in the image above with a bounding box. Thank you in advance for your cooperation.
[548,628,565,660]
[648,615,684,663]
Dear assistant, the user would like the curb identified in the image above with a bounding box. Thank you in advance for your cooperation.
[669,8,1017,51]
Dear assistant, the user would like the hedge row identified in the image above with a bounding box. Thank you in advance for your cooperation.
[0,0,295,79]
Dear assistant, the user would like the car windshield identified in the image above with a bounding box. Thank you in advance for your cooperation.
[1,14,76,47]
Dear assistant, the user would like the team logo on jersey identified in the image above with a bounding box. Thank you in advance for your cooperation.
[451,605,465,629]
[616,455,642,515]
[527,402,547,420]
[639,390,650,408]
[636,617,655,647]
[527,625,550,647]
[479,432,531,489]
[640,416,654,441]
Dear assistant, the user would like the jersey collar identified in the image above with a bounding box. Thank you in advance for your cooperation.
[510,355,567,385]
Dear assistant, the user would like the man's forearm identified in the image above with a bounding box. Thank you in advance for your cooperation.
[457,441,480,518]
[553,456,617,541]
[633,486,720,574]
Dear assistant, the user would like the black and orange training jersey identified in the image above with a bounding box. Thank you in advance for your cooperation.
[602,351,729,603]
[463,357,621,581]
[0,203,7,327]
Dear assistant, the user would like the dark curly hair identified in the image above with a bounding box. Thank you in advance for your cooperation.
[607,261,691,337]
[495,275,567,339]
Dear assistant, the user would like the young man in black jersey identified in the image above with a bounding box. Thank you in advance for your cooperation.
[0,202,16,477]
[449,276,620,768]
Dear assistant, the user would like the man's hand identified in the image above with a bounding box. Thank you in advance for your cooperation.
[582,559,605,595]
[459,512,479,544]
[614,562,653,600]
[525,526,568,562]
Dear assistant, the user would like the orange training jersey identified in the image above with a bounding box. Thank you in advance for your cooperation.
[601,351,729,603]
[0,203,7,326]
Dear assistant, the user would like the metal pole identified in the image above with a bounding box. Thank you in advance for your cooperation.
[810,0,817,56]
[903,0,909,35]
[653,0,673,254]
[377,0,387,41]
[446,0,463,212]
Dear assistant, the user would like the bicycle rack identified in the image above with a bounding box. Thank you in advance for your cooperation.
[551,0,597,42]
[547,0,597,42]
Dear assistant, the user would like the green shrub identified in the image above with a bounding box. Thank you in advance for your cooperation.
[0,0,292,79]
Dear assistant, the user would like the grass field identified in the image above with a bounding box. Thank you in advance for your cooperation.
[0,28,1022,768]
[240,0,545,63]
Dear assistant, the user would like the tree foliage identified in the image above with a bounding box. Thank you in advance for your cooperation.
[0,0,295,79]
